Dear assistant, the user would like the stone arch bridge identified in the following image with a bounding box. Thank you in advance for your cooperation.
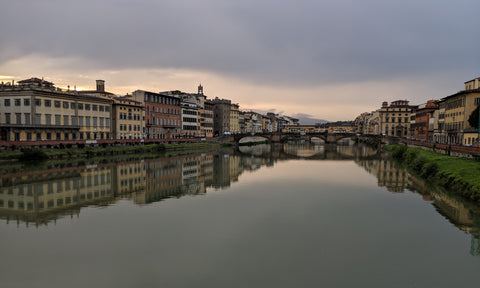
[225,132,383,144]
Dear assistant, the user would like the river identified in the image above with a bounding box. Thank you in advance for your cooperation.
[1,143,479,287]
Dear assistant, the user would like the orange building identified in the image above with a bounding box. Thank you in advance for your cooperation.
[132,90,181,139]
[412,100,438,141]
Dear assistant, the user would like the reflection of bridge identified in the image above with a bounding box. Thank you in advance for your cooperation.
[227,132,382,144]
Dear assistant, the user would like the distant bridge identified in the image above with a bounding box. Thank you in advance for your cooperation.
[224,132,384,144]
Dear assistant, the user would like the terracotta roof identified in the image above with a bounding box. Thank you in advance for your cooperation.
[18,77,54,86]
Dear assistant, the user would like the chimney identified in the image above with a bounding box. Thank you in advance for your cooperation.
[96,80,105,92]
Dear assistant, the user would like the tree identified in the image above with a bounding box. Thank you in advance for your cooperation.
[468,106,480,129]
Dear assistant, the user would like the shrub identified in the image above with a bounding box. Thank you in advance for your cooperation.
[391,145,407,159]
[420,162,438,179]
[155,144,166,152]
[404,149,419,164]
[19,148,48,161]
[409,156,427,174]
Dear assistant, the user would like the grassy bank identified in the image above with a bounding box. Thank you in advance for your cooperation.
[386,144,480,201]
[0,143,222,161]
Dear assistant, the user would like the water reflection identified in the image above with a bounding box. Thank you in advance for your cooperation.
[1,143,480,256]
[356,157,480,256]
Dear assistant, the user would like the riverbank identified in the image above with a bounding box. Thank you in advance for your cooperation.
[0,142,225,162]
[386,144,480,201]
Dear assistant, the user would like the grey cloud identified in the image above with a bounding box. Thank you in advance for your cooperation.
[1,0,479,86]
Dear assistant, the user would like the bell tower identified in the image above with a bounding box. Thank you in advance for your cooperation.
[198,83,203,95]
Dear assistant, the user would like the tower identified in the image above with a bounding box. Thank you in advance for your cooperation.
[96,80,105,92]
[198,83,203,95]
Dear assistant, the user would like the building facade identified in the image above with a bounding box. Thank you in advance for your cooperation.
[212,98,231,135]
[436,80,480,145]
[379,100,417,137]
[203,100,214,137]
[132,90,181,139]
[112,96,145,140]
[230,103,240,134]
[412,100,438,141]
[0,78,112,141]
[181,101,199,137]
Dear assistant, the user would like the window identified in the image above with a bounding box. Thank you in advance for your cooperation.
[25,113,30,124]
[63,101,69,108]
[78,116,84,126]
[4,99,10,106]
[99,106,104,112]
[16,113,21,124]
[78,103,83,110]
[92,105,98,111]
[86,116,90,127]
[85,104,90,111]
[35,99,41,106]
[71,116,77,126]
[45,114,51,125]
[105,106,110,112]
[100,117,104,127]
[71,102,76,109]
[54,100,61,108]
[64,115,69,126]
[55,115,61,125]
[106,119,110,127]
[35,114,41,125]
[44,100,51,107]
[24,99,30,106]
[14,99,21,106]
[93,117,97,126]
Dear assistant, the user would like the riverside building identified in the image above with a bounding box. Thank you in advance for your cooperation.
[112,96,145,140]
[0,78,112,141]
[132,90,181,139]
[436,77,480,145]
[379,100,417,138]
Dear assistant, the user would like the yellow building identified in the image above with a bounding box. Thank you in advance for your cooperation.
[112,96,145,139]
[379,100,416,137]
[0,78,112,141]
[262,116,269,133]
[230,103,240,134]
[282,125,323,133]
[437,77,480,145]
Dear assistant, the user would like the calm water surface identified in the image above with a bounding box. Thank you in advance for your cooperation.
[1,143,480,288]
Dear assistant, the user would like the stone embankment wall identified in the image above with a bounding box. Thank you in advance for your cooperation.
[401,139,480,159]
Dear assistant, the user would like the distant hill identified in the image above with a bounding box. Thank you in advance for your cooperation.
[249,110,329,125]
[291,113,328,125]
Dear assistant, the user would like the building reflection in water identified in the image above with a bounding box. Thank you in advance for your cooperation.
[0,149,271,227]
[1,143,479,256]
[356,157,480,256]
[0,164,113,227]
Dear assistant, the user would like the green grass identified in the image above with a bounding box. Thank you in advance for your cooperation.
[0,151,23,159]
[386,145,480,201]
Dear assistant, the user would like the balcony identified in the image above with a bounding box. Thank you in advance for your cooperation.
[1,123,81,129]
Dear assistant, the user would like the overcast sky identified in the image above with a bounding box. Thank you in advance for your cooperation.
[1,0,479,121]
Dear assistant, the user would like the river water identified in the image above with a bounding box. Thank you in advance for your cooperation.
[1,143,479,287]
